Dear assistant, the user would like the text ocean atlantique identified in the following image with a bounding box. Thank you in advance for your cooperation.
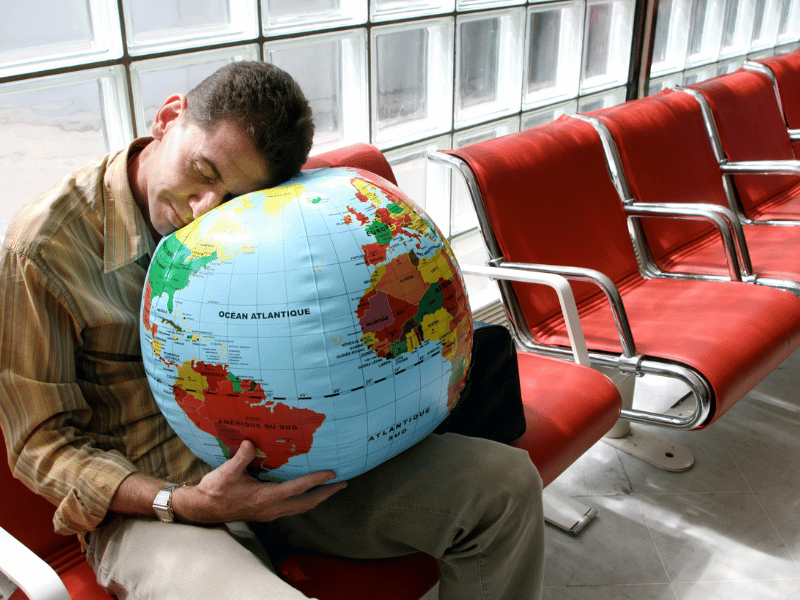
[217,308,312,320]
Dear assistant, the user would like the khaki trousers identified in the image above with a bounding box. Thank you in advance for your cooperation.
[87,433,544,600]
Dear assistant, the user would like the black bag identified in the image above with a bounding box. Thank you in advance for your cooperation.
[434,324,527,444]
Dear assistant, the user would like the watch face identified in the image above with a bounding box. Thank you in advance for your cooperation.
[153,487,176,521]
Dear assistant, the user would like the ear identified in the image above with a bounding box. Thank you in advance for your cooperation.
[151,94,188,140]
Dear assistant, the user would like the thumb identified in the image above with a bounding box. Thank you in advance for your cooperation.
[227,439,257,472]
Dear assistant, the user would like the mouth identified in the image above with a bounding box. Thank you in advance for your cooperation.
[170,204,193,228]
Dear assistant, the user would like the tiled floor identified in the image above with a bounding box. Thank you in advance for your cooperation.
[423,347,800,600]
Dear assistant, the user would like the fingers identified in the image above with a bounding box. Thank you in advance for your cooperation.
[214,440,347,521]
[266,479,348,521]
[276,469,338,497]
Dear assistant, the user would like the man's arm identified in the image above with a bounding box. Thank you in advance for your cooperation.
[110,440,346,523]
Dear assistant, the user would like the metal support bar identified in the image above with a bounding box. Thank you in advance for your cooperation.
[460,265,590,366]
[0,526,70,600]
[720,160,800,176]
[625,202,753,280]
[543,489,597,535]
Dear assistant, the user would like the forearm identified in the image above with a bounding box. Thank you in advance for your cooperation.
[109,471,168,518]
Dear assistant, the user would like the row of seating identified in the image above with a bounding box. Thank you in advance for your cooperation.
[3,50,800,600]
[432,53,800,473]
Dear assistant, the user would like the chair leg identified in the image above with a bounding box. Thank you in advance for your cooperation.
[600,370,695,473]
[543,489,597,536]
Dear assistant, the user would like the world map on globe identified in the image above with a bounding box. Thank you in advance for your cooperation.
[140,167,473,482]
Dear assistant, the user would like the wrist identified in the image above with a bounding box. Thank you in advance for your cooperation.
[170,483,217,524]
[152,482,185,523]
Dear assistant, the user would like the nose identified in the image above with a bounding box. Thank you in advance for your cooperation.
[187,187,224,219]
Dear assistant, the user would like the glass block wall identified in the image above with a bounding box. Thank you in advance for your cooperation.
[1,0,799,310]
[649,0,800,92]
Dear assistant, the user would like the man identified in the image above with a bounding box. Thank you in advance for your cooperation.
[0,61,544,599]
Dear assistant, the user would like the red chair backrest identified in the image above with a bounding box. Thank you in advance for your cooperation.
[690,69,798,211]
[303,143,398,186]
[1,434,67,560]
[758,51,800,129]
[589,90,731,268]
[1,429,90,582]
[758,50,800,158]
[446,116,641,341]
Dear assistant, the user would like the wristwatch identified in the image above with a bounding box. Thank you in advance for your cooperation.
[152,482,185,523]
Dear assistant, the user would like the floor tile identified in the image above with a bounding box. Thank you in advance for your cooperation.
[637,492,800,582]
[541,583,677,600]
[543,495,668,587]
[672,578,800,600]
[546,439,634,498]
[419,583,438,600]
[744,348,800,403]
[714,395,800,492]
[615,423,750,495]
[756,490,800,557]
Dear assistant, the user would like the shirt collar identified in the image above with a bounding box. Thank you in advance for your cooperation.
[103,137,155,274]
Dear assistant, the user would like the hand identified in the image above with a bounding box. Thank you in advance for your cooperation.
[173,440,347,524]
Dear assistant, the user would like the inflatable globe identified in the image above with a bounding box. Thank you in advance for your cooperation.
[140,167,473,482]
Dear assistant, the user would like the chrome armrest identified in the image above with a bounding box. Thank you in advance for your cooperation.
[461,264,591,365]
[714,162,800,225]
[788,130,800,141]
[720,159,800,176]
[0,526,70,600]
[467,261,637,360]
[624,201,752,281]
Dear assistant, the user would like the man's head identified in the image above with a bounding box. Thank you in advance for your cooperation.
[133,62,314,238]
[186,61,315,188]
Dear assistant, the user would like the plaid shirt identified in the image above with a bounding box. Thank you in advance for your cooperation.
[0,139,209,538]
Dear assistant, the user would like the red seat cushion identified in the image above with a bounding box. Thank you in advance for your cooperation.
[513,352,621,485]
[532,277,800,426]
[275,552,438,600]
[274,348,623,598]
[690,69,800,218]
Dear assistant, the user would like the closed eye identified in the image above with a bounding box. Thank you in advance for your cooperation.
[195,161,216,183]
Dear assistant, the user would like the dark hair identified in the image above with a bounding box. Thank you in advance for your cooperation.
[186,61,315,187]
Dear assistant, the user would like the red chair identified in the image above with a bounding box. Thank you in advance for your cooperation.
[433,118,800,442]
[0,143,622,599]
[750,50,800,158]
[681,68,800,222]
[586,89,800,295]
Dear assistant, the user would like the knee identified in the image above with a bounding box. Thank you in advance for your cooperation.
[445,434,543,510]
[489,443,543,513]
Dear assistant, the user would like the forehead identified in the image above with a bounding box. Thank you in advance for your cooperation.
[193,119,271,193]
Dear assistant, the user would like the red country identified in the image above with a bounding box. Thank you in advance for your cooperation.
[173,361,326,471]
